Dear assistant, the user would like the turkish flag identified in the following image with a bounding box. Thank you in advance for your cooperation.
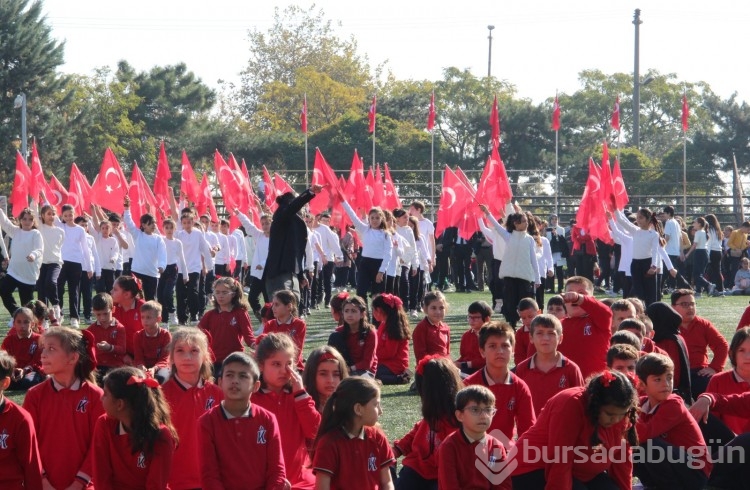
[197,173,218,222]
[382,163,401,211]
[345,150,372,215]
[10,152,31,217]
[273,173,294,196]
[600,141,615,211]
[300,95,308,134]
[427,92,436,131]
[611,96,621,131]
[612,158,629,211]
[489,95,500,144]
[436,166,473,238]
[309,148,342,215]
[368,95,376,133]
[29,141,52,203]
[330,175,352,235]
[128,163,159,223]
[213,151,242,215]
[476,141,512,217]
[552,96,561,131]
[47,175,69,214]
[241,159,261,228]
[262,166,277,209]
[454,167,480,240]
[90,148,129,214]
[68,163,92,213]
[226,153,250,214]
[373,165,385,208]
[153,141,172,212]
[179,151,201,205]
[682,95,689,133]
[576,158,612,244]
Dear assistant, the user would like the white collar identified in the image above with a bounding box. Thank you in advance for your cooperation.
[52,377,82,391]
[220,401,251,419]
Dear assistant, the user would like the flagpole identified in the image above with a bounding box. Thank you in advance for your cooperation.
[431,129,435,220]
[372,124,376,172]
[555,129,559,216]
[682,129,687,219]
[305,131,309,187]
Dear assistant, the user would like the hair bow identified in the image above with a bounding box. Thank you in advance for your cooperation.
[80,329,98,371]
[319,352,338,363]
[416,354,445,376]
[263,302,273,310]
[381,293,403,310]
[127,374,160,388]
[600,370,617,388]
[130,275,143,291]
[335,291,349,301]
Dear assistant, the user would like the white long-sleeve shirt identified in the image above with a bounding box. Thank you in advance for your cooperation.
[614,210,659,267]
[342,201,391,273]
[0,211,43,285]
[175,225,213,275]
[387,233,405,276]
[609,218,633,276]
[396,225,417,270]
[57,221,92,272]
[485,213,540,283]
[95,232,121,271]
[165,237,188,275]
[124,211,167,277]
[214,232,231,266]
[232,229,247,266]
[236,212,270,279]
[315,224,343,262]
[478,218,507,261]
[38,223,64,265]
[86,234,101,277]
[536,236,554,280]
[414,237,430,270]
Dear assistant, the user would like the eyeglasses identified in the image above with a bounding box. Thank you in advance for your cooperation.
[463,406,497,417]
[675,302,696,308]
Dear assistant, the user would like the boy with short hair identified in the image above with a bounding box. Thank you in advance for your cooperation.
[0,350,43,489]
[199,352,287,490]
[464,322,536,438]
[133,301,172,383]
[438,385,508,490]
[618,318,666,354]
[513,298,539,366]
[86,293,126,379]
[634,353,710,490]
[545,295,566,320]
[456,301,492,375]
[515,314,584,414]
[609,299,636,334]
[606,344,640,377]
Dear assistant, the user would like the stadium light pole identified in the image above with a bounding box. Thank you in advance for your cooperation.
[13,92,27,159]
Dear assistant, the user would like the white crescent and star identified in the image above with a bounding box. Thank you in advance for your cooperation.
[442,187,456,210]
[104,167,121,189]
[51,190,62,206]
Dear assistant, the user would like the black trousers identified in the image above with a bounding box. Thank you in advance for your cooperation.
[176,272,201,324]
[491,259,503,303]
[156,264,178,315]
[630,258,658,306]
[356,257,384,305]
[512,469,618,490]
[97,269,117,294]
[398,266,410,308]
[133,271,157,301]
[452,243,474,290]
[311,262,321,306]
[0,274,35,316]
[408,269,424,311]
[708,250,724,292]
[334,266,350,288]
[708,433,750,489]
[78,271,93,319]
[37,263,60,306]
[202,270,215,315]
[395,465,437,490]
[503,277,534,328]
[435,247,451,287]
[57,261,83,319]
[248,276,268,314]
[320,261,335,305]
[633,439,708,490]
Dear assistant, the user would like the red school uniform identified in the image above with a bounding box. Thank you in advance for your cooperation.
[510,387,633,490]
[636,394,711,476]
[457,328,485,372]
[558,296,612,379]
[464,368,536,439]
[514,353,585,415]
[394,418,457,480]
[312,426,395,490]
[412,318,450,364]
[736,305,750,331]
[199,307,255,364]
[0,397,43,490]
[640,337,668,355]
[162,376,224,490]
[1,333,42,373]
[86,320,127,368]
[437,429,508,490]
[705,370,750,434]
[252,388,321,489]
[264,317,307,370]
[198,402,287,490]
[334,325,378,373]
[679,315,729,371]
[23,378,104,489]
[133,327,172,369]
[376,322,409,376]
[114,299,145,357]
[654,336,689,388]
[513,327,536,367]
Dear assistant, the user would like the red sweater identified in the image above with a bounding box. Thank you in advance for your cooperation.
[162,377,223,490]
[558,296,612,379]
[335,325,378,373]
[199,308,255,364]
[86,320,127,368]
[641,337,668,355]
[375,322,409,375]
[679,316,729,371]
[464,368,536,438]
[264,317,307,370]
[394,418,457,480]
[654,336,688,387]
[736,305,750,331]
[514,353,585,415]
[511,388,633,490]
[703,391,750,418]
[457,328,485,371]
[23,379,103,489]
[92,415,175,490]
[0,398,43,490]
[113,299,145,356]
[1,333,42,373]
[252,389,321,489]
[412,318,450,364]
[133,328,171,369]
[513,327,536,367]
[636,394,711,476]
[437,429,508,490]
[199,403,287,490]
[312,426,395,490]
[705,370,750,434]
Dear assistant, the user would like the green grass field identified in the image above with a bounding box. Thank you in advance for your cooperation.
[2,290,747,442]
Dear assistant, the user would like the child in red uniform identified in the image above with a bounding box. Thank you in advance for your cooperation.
[514,298,539,366]
[557,276,613,379]
[2,308,43,390]
[412,291,450,364]
[93,366,177,490]
[254,333,320,489]
[265,289,307,370]
[609,298,636,334]
[303,346,349,412]
[618,318,666,355]
[393,356,461,488]
[705,327,750,434]
[86,293,126,380]
[327,295,378,377]
[464,321,536,438]
[606,343,640,378]
[0,350,43,490]
[161,327,223,490]
[111,275,146,365]
[312,377,395,490]
[199,352,288,490]
[646,301,693,404]
[515,314,584,415]
[634,353,710,489]
[438,385,508,490]
[199,276,255,376]
[545,295,566,320]
[328,291,348,327]
[24,327,101,489]
[372,293,411,384]
[133,301,172,383]
[456,300,491,375]
[510,370,638,489]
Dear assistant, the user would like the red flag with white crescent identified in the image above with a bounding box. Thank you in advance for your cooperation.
[9,152,31,217]
[90,148,129,214]
[382,163,401,211]
[427,92,436,131]
[153,141,172,212]
[29,141,52,203]
[179,151,201,205]
[612,158,629,211]
[552,96,561,131]
[47,175,69,214]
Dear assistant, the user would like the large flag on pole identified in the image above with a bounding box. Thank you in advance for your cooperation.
[29,141,52,203]
[427,92,436,131]
[90,148,129,214]
[300,95,308,134]
[129,163,159,222]
[551,96,561,131]
[197,173,218,222]
[612,158,629,211]
[382,163,401,211]
[345,149,372,214]
[682,94,690,133]
[47,175,69,214]
[368,95,377,133]
[600,141,615,211]
[476,141,513,217]
[69,163,92,212]
[180,151,201,205]
[611,96,621,131]
[154,141,172,212]
[576,158,612,244]
[9,152,31,217]
[490,95,500,144]
[309,148,341,215]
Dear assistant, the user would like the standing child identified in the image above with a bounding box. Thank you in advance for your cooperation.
[372,293,411,384]
[56,204,93,329]
[514,298,540,367]
[412,291,451,365]
[23,327,102,490]
[124,197,167,301]
[161,328,224,490]
[132,301,172,383]
[198,277,255,376]
[86,293,126,379]
[90,210,121,295]
[1,308,43,390]
[455,300,491,375]
[0,207,43,317]
[264,290,307,371]
[393,356,462,489]
[327,295,378,377]
[611,209,663,306]
[408,216,431,316]
[235,208,272,318]
[312,377,395,490]
[683,217,713,296]
[157,218,188,326]
[93,366,178,489]
[111,275,146,365]
[199,352,288,490]
[254,333,321,489]
[0,350,43,489]
[36,204,65,326]
[303,346,349,412]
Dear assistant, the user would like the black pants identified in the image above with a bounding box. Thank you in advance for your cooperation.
[356,257,384,305]
[214,263,229,277]
[435,247,451,287]
[97,269,117,294]
[248,276,268,314]
[503,277,534,328]
[398,266,410,308]
[690,367,713,399]
[334,266,350,288]
[202,270,215,315]
[547,265,565,293]
[320,261,335,306]
[57,261,83,319]
[619,272,631,298]
[512,469,618,490]
[176,272,201,324]
[708,433,750,489]
[630,258,658,306]
[491,259,503,304]
[395,465,437,490]
[408,269,424,311]
[156,264,178,315]
[452,243,474,290]
[79,271,93,319]
[311,262,321,307]
[0,275,35,316]
[576,252,596,283]
[375,364,407,385]
[708,250,724,292]
[535,282,545,309]
[122,258,132,276]
[475,247,493,290]
[385,275,398,295]
[133,271,157,301]
[597,253,612,289]
[633,439,708,490]
[37,263,60,306]
[233,260,243,281]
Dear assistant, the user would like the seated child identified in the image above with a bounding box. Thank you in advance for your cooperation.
[730,257,750,295]
[412,291,451,365]
[606,344,640,378]
[303,346,349,412]
[618,318,665,354]
[1,308,43,390]
[86,293,126,380]
[24,300,48,333]
[610,299,636,334]
[545,295,566,321]
[705,327,750,435]
[456,301,491,375]
[514,298,539,367]
[645,302,692,404]
[327,296,377,377]
[132,301,172,383]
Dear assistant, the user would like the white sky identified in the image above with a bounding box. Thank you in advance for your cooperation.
[42,0,750,104]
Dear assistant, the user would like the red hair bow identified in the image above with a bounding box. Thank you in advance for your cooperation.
[336,291,349,301]
[130,275,143,292]
[127,374,159,388]
[600,370,617,388]
[416,354,445,376]
[319,352,338,363]
[380,293,403,310]
[263,302,273,310]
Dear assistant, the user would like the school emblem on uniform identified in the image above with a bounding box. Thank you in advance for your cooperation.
[29,343,38,355]
[257,425,267,444]
[134,313,139,321]
[111,331,118,340]
[507,397,515,411]
[205,396,215,410]
[559,375,567,388]
[290,328,297,337]
[76,396,89,413]
[367,452,377,471]
[230,317,237,326]
[0,430,8,449]
[136,451,146,468]
[583,325,592,336]
[487,449,498,468]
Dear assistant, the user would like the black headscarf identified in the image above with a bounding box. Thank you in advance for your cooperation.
[646,301,692,403]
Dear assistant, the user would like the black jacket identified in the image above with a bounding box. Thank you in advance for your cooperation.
[263,189,316,278]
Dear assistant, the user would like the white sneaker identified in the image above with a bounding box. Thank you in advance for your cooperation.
[41,319,50,332]
[494,300,503,314]
[410,310,420,318]
[168,313,178,326]
[7,318,13,328]
[70,318,80,329]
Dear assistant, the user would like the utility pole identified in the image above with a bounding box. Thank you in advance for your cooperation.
[487,25,495,77]
[633,9,642,149]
